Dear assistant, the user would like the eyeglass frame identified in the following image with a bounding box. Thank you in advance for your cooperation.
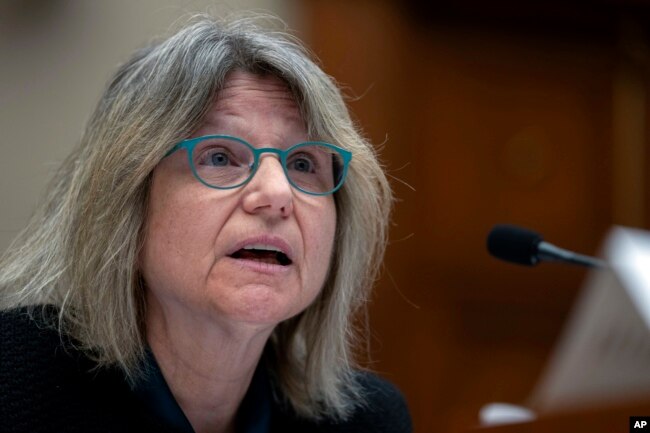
[165,134,352,196]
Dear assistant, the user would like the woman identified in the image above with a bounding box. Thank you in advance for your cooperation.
[0,14,410,433]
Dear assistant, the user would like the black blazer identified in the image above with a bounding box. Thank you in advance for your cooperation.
[0,307,412,433]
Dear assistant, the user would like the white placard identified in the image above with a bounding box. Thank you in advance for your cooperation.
[529,226,650,413]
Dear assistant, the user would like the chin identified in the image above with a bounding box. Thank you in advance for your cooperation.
[213,286,305,327]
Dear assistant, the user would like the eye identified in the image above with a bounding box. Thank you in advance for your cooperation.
[209,151,229,167]
[196,146,237,167]
[289,156,314,173]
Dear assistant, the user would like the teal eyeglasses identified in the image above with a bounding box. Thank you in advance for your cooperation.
[166,135,352,196]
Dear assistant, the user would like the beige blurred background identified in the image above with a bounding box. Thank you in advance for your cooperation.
[0,0,297,252]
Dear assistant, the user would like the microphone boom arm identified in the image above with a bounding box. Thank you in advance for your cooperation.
[537,241,607,269]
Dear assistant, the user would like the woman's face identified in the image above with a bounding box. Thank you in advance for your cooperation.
[140,70,337,330]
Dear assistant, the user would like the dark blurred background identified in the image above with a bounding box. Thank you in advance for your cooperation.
[299,1,650,431]
[2,1,650,432]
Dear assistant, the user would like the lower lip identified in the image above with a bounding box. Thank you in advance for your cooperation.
[225,256,293,275]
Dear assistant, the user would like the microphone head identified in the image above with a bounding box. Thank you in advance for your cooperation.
[487,224,543,266]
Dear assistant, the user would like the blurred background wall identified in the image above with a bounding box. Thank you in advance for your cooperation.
[2,1,650,433]
[0,0,296,251]
[298,1,650,432]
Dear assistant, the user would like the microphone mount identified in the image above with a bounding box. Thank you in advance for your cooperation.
[487,224,606,269]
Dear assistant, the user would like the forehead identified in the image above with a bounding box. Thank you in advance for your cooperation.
[206,70,303,123]
[191,70,311,147]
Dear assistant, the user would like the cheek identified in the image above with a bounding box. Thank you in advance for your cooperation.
[303,201,337,288]
[140,170,230,302]
[142,197,190,299]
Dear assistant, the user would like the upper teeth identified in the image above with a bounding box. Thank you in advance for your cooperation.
[242,244,283,253]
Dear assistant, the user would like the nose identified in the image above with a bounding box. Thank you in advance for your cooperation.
[241,155,293,218]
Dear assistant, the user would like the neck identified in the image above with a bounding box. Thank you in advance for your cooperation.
[146,298,274,433]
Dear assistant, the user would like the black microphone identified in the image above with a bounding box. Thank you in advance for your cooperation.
[486,224,606,268]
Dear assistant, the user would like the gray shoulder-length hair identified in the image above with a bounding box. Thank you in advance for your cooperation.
[0,14,392,420]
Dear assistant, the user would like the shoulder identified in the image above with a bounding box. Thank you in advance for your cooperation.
[272,371,412,433]
[0,306,174,433]
[0,306,101,431]
[338,371,412,433]
[0,305,80,378]
[0,305,62,368]
[356,371,409,411]
[0,304,54,330]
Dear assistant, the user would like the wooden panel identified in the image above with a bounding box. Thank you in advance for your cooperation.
[299,1,648,431]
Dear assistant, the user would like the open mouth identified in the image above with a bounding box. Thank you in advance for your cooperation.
[229,248,292,266]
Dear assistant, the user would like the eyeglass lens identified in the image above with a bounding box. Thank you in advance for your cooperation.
[191,137,344,194]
